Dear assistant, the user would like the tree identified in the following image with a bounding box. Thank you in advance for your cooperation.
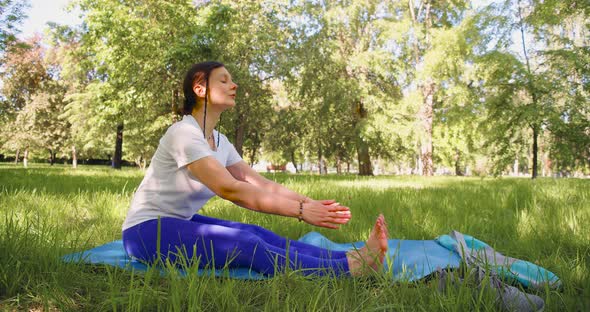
[527,0,590,174]
[474,0,588,178]
[46,23,92,168]
[199,1,288,160]
[261,80,304,171]
[423,7,513,176]
[1,33,75,166]
[282,0,402,175]
[70,0,207,168]
[68,0,283,168]
[0,0,28,53]
[27,84,70,165]
[387,0,471,176]
[0,35,48,163]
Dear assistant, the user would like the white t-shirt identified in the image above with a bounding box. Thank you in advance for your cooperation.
[122,115,243,231]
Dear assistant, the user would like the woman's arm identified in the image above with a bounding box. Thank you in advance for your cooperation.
[226,161,315,202]
[227,161,347,209]
[188,157,350,229]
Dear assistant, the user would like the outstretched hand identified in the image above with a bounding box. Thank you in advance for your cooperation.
[301,199,351,229]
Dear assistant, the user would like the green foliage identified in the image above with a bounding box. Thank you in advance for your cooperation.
[66,0,202,161]
[527,0,590,172]
[60,0,285,164]
[0,0,587,176]
[278,0,404,174]
[0,35,71,160]
[0,0,28,53]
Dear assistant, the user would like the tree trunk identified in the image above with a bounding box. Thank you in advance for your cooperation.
[355,101,372,176]
[49,149,56,166]
[517,1,540,179]
[335,156,341,174]
[135,156,147,170]
[419,80,435,176]
[532,125,538,179]
[234,115,246,157]
[346,161,350,173]
[454,149,464,176]
[290,150,298,173]
[409,0,434,177]
[23,148,29,168]
[248,148,257,167]
[357,141,372,176]
[15,148,20,164]
[248,132,261,166]
[113,123,124,169]
[416,154,422,175]
[543,153,551,177]
[172,89,180,116]
[514,159,519,176]
[317,145,323,174]
[72,146,77,169]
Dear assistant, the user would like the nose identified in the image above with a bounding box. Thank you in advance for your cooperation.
[232,82,238,90]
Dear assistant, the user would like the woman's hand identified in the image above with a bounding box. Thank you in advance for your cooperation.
[301,200,351,229]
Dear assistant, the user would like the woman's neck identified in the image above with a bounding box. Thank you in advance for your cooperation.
[191,109,221,139]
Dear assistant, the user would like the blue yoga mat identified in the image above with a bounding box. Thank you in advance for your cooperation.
[63,231,560,288]
[298,232,461,281]
[63,232,460,281]
[63,240,268,280]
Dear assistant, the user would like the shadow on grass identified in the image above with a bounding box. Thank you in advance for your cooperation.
[0,166,143,195]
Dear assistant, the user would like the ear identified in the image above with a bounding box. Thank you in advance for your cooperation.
[193,83,206,98]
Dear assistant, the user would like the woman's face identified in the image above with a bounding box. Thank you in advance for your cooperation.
[200,66,238,110]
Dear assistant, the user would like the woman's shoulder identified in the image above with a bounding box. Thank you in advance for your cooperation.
[167,116,204,137]
[159,117,206,149]
[215,131,234,145]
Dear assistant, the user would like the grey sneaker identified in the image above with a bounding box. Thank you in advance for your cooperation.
[435,266,545,312]
[497,283,545,312]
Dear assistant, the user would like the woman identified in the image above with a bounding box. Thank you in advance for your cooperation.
[122,61,388,276]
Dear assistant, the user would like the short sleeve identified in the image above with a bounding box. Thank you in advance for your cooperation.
[223,136,243,167]
[164,123,213,168]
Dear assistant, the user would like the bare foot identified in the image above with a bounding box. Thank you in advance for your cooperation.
[347,214,389,276]
[366,214,388,256]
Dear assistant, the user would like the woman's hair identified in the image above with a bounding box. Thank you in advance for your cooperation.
[182,61,225,115]
[182,61,225,145]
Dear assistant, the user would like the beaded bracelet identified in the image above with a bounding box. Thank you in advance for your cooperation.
[298,200,304,222]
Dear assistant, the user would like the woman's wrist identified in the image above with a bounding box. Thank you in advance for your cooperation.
[290,199,302,219]
[297,199,305,222]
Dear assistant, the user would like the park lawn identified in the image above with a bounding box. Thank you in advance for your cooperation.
[0,163,588,311]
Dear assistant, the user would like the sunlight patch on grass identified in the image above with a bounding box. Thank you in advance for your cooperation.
[572,261,588,285]
[565,211,580,235]
[331,179,429,190]
[516,209,533,238]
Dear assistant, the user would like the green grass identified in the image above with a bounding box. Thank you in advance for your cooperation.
[1,163,589,311]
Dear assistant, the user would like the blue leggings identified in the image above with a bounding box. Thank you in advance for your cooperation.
[122,214,350,276]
